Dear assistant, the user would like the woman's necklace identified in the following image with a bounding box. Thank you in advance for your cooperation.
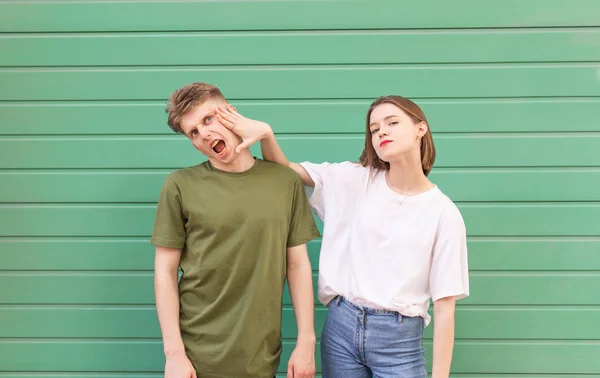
[386,172,431,207]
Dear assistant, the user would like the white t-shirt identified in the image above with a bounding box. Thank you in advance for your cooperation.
[301,161,469,326]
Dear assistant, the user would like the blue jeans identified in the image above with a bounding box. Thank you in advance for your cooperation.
[321,296,427,378]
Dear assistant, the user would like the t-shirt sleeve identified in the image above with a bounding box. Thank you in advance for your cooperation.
[150,176,186,249]
[429,204,470,302]
[298,161,331,220]
[299,161,361,220]
[287,174,322,248]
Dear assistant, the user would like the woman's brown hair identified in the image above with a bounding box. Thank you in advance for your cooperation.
[359,95,436,176]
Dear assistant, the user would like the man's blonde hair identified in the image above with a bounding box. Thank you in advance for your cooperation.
[165,82,226,134]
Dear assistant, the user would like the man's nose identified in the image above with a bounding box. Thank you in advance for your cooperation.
[199,127,212,140]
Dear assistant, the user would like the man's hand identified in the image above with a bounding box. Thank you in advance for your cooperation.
[164,351,196,378]
[216,104,273,153]
[287,339,316,378]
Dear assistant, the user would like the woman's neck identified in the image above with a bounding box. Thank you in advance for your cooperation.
[386,156,434,196]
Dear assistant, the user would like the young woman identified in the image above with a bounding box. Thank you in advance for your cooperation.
[216,96,470,378]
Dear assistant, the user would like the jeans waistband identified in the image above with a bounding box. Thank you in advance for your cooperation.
[333,295,400,315]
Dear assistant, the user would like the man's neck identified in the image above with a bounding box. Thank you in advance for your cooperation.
[210,150,255,173]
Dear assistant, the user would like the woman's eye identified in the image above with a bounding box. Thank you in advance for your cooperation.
[371,129,379,134]
[390,121,398,125]
[205,116,212,124]
[191,130,198,136]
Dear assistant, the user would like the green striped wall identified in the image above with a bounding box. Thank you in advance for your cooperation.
[1,1,600,376]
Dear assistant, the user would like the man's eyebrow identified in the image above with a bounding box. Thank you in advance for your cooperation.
[183,120,201,137]
[199,109,218,125]
[201,110,213,122]
[183,110,215,136]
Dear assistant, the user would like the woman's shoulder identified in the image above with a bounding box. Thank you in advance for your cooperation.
[433,188,466,224]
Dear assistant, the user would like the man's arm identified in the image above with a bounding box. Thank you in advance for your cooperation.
[285,243,316,378]
[431,296,457,378]
[155,246,196,378]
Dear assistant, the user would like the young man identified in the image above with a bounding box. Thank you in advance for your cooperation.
[151,82,321,378]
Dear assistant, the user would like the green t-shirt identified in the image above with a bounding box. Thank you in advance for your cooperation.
[150,158,320,378]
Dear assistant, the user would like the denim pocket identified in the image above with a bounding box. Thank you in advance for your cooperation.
[393,315,425,338]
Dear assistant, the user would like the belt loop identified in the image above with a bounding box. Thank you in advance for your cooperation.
[397,313,403,324]
[336,296,342,306]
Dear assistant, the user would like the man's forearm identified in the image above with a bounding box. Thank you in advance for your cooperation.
[155,272,186,356]
[287,260,316,344]
[431,298,456,378]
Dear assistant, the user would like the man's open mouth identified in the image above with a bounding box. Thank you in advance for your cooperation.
[211,139,226,155]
